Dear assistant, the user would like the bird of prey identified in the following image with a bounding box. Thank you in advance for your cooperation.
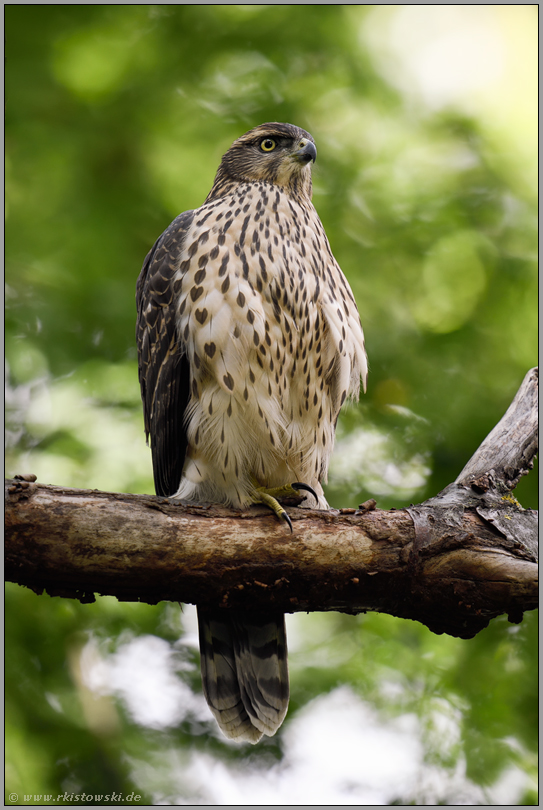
[136,122,367,743]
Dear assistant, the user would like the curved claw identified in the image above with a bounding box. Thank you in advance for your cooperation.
[281,510,293,533]
[252,488,294,532]
[291,482,319,503]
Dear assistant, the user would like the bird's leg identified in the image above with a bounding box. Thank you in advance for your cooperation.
[251,483,319,533]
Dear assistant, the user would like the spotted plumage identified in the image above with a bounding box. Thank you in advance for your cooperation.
[136,123,367,743]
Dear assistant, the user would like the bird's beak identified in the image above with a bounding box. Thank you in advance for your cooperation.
[293,139,317,164]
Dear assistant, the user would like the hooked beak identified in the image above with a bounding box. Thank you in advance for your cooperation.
[293,139,317,164]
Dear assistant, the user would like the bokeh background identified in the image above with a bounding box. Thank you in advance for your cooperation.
[5,5,537,806]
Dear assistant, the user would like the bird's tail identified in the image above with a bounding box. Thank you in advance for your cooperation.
[197,607,289,743]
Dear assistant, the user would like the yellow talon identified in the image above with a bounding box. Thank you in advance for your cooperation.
[251,483,319,532]
[252,489,293,532]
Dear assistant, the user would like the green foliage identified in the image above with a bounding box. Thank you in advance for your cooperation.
[5,5,537,805]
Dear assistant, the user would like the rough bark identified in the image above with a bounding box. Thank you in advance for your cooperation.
[5,368,538,640]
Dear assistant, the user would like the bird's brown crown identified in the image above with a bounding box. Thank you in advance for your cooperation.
[206,123,316,202]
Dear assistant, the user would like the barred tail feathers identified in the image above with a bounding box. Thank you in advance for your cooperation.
[197,608,289,743]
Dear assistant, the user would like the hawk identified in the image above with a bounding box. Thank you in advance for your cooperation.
[136,123,367,743]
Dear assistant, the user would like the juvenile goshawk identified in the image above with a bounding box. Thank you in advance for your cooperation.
[136,122,367,743]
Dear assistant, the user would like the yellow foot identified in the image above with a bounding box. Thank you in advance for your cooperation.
[252,483,318,533]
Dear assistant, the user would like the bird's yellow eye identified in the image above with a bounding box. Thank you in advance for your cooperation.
[260,138,276,152]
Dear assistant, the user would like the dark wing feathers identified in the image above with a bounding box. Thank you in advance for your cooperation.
[136,210,195,497]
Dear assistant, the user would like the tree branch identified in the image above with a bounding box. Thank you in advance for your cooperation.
[5,369,538,640]
[455,366,538,490]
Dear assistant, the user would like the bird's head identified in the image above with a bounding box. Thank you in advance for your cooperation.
[209,123,317,201]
